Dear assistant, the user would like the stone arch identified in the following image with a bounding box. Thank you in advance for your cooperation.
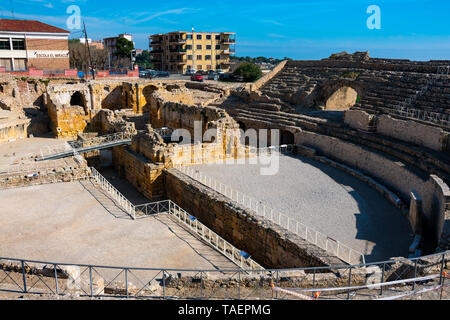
[280,130,295,145]
[315,80,365,111]
[70,91,89,115]
[70,91,86,107]
[237,121,246,132]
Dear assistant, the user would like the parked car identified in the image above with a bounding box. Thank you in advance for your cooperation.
[218,73,234,81]
[157,71,170,77]
[196,70,208,75]
[216,69,225,74]
[186,69,197,75]
[208,72,219,81]
[191,73,204,82]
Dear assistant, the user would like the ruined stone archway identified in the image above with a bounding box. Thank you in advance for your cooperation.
[325,86,358,111]
[280,130,295,145]
[70,91,86,107]
[70,91,88,115]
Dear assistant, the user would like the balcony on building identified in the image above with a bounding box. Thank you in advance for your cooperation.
[169,47,187,54]
[169,36,186,44]
[222,49,236,55]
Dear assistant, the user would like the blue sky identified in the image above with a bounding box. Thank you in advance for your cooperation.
[1,0,449,60]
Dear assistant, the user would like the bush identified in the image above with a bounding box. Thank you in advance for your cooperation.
[233,62,263,82]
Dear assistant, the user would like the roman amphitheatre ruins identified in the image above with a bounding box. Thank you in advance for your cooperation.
[0,51,448,300]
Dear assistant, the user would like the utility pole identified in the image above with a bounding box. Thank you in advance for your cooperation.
[83,21,95,80]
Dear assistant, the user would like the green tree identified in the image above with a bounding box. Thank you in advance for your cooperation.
[135,50,153,69]
[116,37,134,58]
[233,62,263,82]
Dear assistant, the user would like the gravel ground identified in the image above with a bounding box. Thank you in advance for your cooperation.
[191,154,414,263]
[0,181,238,273]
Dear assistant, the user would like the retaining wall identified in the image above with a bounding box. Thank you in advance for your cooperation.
[165,168,343,269]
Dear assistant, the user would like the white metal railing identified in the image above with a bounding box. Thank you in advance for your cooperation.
[89,168,263,270]
[38,132,133,160]
[168,201,264,271]
[175,165,366,265]
[91,167,137,220]
[154,127,174,139]
[67,132,133,150]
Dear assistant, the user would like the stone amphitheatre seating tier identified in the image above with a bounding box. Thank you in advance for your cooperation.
[227,103,450,185]
[258,59,450,118]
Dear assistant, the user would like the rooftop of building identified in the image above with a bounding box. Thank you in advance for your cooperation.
[0,18,69,34]
[149,31,235,38]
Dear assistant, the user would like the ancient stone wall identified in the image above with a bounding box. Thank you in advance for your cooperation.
[344,109,376,132]
[376,115,448,152]
[250,60,288,92]
[113,146,166,200]
[0,161,90,189]
[165,169,342,269]
[0,118,30,143]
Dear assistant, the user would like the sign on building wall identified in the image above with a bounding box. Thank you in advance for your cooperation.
[28,51,69,59]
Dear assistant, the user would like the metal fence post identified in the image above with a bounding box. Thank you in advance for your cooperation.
[412,259,418,291]
[347,267,352,300]
[312,268,316,299]
[275,271,279,300]
[163,270,166,300]
[238,271,241,300]
[54,264,59,295]
[21,260,27,293]
[380,263,385,296]
[89,267,93,297]
[439,253,445,285]
[125,269,129,299]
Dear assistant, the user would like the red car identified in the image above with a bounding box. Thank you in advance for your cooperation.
[191,73,204,82]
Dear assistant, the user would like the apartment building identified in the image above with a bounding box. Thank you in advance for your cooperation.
[103,34,135,64]
[149,31,236,73]
[0,18,70,71]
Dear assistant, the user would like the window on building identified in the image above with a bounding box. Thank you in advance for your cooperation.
[196,45,202,50]
[216,55,221,60]
[187,34,193,39]
[196,34,202,40]
[215,35,220,40]
[197,55,202,60]
[186,45,192,50]
[205,55,211,60]
[0,39,10,50]
[215,45,221,50]
[14,58,27,71]
[187,55,193,60]
[0,58,12,71]
[206,35,211,40]
[206,45,211,50]
[12,39,25,50]
[197,65,202,70]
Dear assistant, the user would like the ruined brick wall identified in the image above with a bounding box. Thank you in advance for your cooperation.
[112,146,166,200]
[0,119,30,142]
[165,169,341,269]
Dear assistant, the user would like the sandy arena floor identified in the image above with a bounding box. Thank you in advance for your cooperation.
[0,181,237,271]
[191,154,414,263]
